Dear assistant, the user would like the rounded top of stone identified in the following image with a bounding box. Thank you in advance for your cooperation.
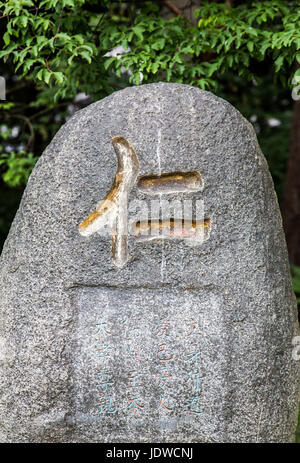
[74,81,239,120]
[1,80,272,287]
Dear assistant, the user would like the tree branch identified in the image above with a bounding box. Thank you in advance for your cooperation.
[5,83,28,95]
[12,115,35,150]
[162,0,183,16]
[29,102,68,121]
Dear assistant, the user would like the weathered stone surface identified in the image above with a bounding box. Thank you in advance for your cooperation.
[0,82,299,443]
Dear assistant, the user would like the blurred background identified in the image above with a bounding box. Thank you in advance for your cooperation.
[0,0,299,441]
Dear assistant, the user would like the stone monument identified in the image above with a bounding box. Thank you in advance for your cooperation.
[0,82,299,442]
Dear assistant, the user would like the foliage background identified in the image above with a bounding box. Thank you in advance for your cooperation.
[0,0,299,442]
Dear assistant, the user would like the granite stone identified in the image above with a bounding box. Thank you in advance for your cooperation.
[0,82,299,442]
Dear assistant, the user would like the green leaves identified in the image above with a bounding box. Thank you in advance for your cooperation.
[3,32,10,45]
[0,151,38,188]
[247,41,254,53]
[275,55,285,72]
[103,56,116,71]
[152,39,166,51]
[0,0,299,102]
[132,25,145,41]
[52,72,65,85]
[0,103,15,111]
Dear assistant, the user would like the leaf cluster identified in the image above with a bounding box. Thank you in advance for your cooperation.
[0,0,300,100]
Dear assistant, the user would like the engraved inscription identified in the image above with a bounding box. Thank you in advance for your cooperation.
[137,171,203,195]
[78,137,139,268]
[78,137,211,268]
[73,287,226,441]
